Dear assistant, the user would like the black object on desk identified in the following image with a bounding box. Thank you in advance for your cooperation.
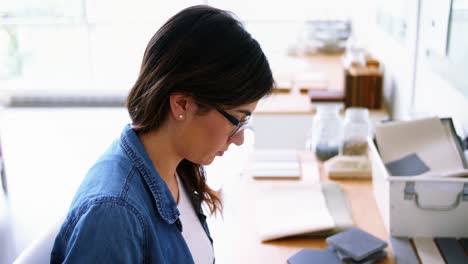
[460,238,468,253]
[434,238,468,264]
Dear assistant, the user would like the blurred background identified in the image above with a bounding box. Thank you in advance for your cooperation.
[0,0,367,96]
[0,1,467,263]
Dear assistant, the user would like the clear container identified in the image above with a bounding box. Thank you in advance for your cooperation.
[342,36,366,68]
[341,107,370,156]
[306,104,343,161]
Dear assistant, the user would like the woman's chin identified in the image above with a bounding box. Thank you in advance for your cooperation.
[197,156,216,166]
[191,152,223,166]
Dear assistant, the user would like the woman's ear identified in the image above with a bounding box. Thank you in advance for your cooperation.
[169,93,191,121]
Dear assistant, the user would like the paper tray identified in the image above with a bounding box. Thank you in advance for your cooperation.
[369,139,468,237]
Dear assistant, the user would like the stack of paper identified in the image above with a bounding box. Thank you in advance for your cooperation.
[375,117,468,177]
[254,182,353,241]
[250,150,301,179]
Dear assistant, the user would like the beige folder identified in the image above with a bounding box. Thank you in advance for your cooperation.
[254,182,353,241]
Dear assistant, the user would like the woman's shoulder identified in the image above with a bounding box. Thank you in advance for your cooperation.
[77,157,135,197]
[69,142,149,215]
[52,195,149,263]
[69,195,148,229]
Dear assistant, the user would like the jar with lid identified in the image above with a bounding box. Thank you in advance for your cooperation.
[306,104,343,161]
[341,107,371,156]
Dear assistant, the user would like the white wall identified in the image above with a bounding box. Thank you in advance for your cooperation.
[366,0,421,121]
[413,0,468,137]
[363,0,467,138]
[413,64,468,137]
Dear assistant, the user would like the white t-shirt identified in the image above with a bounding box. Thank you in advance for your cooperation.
[177,175,214,264]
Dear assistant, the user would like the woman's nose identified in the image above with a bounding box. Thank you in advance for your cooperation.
[229,129,244,146]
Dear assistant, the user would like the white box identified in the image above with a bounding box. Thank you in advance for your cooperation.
[369,139,468,237]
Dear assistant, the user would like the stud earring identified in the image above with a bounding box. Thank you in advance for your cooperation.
[178,114,184,120]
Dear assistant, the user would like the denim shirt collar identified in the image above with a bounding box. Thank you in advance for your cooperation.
[120,124,180,224]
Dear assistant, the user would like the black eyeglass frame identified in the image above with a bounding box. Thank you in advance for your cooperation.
[216,108,250,138]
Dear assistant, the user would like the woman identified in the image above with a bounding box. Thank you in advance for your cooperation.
[51,5,274,264]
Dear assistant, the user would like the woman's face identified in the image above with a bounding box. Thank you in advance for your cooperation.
[181,101,258,165]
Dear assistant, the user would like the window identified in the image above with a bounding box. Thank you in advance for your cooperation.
[433,0,468,97]
[0,0,356,98]
[0,0,203,95]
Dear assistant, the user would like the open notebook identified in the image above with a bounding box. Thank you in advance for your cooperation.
[254,182,353,241]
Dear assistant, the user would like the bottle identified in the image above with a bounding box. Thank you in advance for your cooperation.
[341,107,370,156]
[307,104,343,161]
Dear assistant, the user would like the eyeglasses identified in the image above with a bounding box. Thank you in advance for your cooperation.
[216,108,251,139]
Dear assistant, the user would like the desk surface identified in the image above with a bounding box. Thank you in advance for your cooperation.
[208,152,395,264]
[257,53,344,115]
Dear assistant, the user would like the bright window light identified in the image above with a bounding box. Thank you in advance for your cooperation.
[0,0,354,98]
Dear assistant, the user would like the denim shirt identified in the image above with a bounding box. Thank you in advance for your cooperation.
[51,124,213,264]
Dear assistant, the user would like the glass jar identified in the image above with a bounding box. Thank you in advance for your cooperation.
[342,36,366,68]
[341,107,370,156]
[307,104,343,161]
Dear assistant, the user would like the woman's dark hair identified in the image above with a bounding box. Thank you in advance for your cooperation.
[126,5,274,215]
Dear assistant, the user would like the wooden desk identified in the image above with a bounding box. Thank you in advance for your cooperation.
[208,152,394,263]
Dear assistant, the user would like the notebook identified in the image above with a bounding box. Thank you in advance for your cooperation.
[254,183,335,241]
[434,237,468,264]
[287,182,354,237]
[287,248,340,264]
[334,248,387,263]
[254,182,353,241]
[326,227,387,261]
[389,236,419,264]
